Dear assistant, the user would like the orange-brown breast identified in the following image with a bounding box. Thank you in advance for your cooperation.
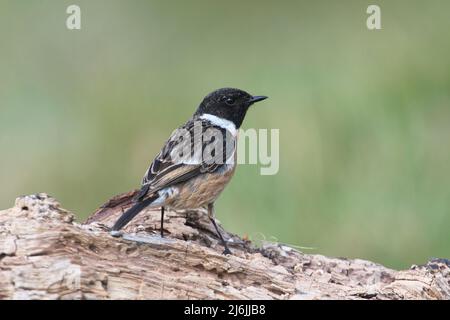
[165,162,237,210]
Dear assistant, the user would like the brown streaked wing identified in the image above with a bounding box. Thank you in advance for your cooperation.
[137,118,234,201]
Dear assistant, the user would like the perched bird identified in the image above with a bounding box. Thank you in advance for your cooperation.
[111,88,268,254]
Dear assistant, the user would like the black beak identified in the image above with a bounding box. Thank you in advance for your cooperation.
[249,95,268,105]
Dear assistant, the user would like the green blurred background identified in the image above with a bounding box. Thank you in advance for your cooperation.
[1,0,449,269]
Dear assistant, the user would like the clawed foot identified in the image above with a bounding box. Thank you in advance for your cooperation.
[110,230,122,237]
[111,227,232,255]
[222,247,232,255]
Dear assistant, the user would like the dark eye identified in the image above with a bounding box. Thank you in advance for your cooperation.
[225,98,235,105]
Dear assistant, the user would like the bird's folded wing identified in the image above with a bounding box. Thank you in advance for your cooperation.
[136,118,234,201]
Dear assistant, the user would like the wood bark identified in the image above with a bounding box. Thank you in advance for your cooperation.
[0,193,449,300]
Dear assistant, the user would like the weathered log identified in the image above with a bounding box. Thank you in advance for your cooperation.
[0,193,449,300]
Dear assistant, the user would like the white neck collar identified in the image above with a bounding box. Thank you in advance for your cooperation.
[199,113,237,136]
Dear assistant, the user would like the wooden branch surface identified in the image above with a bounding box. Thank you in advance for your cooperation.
[0,193,449,299]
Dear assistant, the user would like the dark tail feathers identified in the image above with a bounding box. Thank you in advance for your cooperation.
[111,195,157,231]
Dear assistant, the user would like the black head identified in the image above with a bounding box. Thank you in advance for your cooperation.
[194,88,268,128]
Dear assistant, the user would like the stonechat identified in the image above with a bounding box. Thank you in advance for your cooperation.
[111,88,268,254]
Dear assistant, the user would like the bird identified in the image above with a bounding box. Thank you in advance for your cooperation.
[111,88,268,254]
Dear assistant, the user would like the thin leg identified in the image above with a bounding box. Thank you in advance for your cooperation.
[160,206,165,238]
[208,203,231,255]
